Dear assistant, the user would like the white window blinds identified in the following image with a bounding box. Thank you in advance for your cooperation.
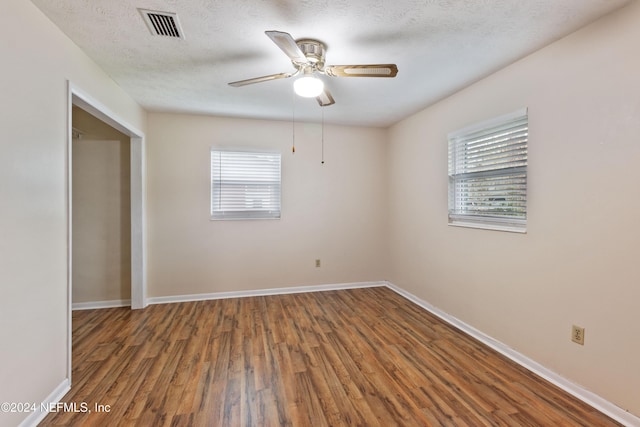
[211,149,281,220]
[448,108,528,232]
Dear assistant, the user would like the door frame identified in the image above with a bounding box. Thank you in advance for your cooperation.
[66,81,147,380]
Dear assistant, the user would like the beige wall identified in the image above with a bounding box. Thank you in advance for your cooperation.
[72,107,131,303]
[387,1,640,417]
[146,113,388,297]
[0,1,145,426]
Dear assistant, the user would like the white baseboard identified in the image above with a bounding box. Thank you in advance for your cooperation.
[383,281,640,427]
[147,281,385,305]
[18,378,70,427]
[72,299,131,310]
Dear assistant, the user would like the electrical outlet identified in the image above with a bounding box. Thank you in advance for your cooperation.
[571,325,585,345]
[315,259,321,268]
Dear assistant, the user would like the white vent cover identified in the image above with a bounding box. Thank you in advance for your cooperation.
[139,9,184,39]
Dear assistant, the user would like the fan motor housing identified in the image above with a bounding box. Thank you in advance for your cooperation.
[296,39,326,67]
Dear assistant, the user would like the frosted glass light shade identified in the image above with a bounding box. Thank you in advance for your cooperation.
[294,76,324,97]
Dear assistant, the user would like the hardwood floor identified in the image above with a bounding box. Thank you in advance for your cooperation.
[41,287,622,426]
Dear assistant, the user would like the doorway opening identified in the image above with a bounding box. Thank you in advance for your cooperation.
[67,82,146,381]
[71,106,131,307]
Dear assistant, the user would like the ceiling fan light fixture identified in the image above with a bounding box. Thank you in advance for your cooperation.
[294,75,324,98]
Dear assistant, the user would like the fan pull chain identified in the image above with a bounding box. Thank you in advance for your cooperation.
[292,90,296,153]
[321,108,325,164]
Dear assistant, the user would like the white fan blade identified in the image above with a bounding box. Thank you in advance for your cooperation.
[228,72,293,87]
[265,31,307,64]
[324,64,398,78]
[316,88,335,107]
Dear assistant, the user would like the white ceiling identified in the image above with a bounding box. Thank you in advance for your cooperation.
[32,0,630,127]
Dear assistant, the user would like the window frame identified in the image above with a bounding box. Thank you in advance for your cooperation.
[447,108,528,233]
[210,147,282,221]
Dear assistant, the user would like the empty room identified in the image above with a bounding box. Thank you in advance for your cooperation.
[2,0,639,426]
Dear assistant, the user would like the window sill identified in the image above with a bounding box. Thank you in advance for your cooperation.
[448,221,526,234]
[210,217,281,221]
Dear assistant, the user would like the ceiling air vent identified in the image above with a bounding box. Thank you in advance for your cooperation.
[139,9,184,39]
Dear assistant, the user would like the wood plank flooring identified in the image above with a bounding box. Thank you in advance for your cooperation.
[41,287,622,426]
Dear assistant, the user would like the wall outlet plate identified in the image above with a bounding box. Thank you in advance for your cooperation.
[571,325,585,345]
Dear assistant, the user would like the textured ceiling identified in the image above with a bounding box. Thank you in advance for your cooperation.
[32,0,630,127]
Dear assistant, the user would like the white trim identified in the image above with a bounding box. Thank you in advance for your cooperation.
[210,145,281,154]
[72,299,132,311]
[68,83,147,311]
[69,83,146,308]
[17,379,70,427]
[383,281,640,427]
[448,221,527,234]
[147,281,385,305]
[130,136,147,309]
[447,107,528,140]
[71,85,144,138]
[65,82,74,394]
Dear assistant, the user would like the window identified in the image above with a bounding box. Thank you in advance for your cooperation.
[210,148,281,220]
[448,108,528,232]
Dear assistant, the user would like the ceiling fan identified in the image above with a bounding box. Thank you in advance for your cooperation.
[228,31,398,107]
